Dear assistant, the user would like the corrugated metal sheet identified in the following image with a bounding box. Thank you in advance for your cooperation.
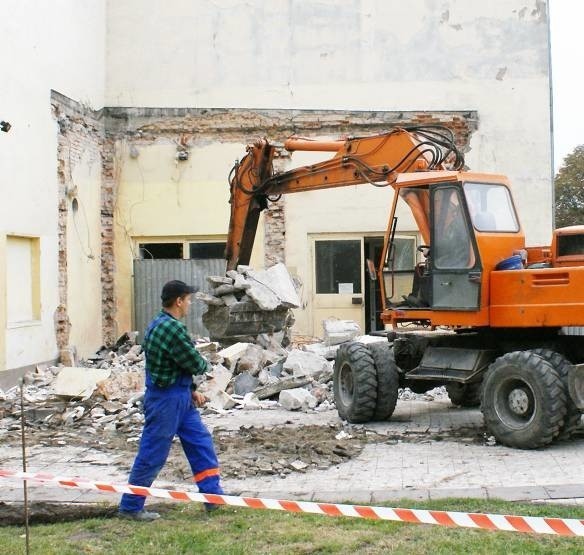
[133,258,226,338]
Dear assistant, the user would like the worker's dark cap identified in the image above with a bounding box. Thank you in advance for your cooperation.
[161,280,198,303]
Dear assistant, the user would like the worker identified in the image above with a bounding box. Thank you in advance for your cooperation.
[118,280,224,521]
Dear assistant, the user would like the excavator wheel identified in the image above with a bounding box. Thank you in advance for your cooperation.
[530,349,582,441]
[368,342,399,421]
[481,351,567,449]
[334,342,377,423]
[446,382,481,408]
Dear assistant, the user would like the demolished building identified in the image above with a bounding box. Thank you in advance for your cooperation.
[0,1,553,384]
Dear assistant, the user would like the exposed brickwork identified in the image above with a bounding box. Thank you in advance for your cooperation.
[100,138,118,345]
[51,91,104,361]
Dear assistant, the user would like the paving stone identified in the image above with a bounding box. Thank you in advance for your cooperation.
[544,483,584,499]
[371,489,430,503]
[429,487,488,500]
[486,485,550,501]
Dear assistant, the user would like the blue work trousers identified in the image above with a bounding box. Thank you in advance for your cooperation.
[119,378,222,513]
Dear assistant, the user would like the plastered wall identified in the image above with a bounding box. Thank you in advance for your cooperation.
[0,1,105,372]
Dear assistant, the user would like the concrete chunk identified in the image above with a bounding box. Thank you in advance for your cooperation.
[246,263,301,309]
[303,342,339,360]
[218,342,251,369]
[253,375,312,400]
[236,344,265,376]
[197,364,234,410]
[234,372,260,396]
[323,318,361,345]
[279,388,317,411]
[283,349,330,378]
[207,275,234,286]
[53,367,112,399]
[222,293,238,307]
[213,284,238,296]
[194,292,224,306]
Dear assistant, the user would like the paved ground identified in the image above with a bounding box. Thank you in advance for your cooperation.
[1,397,584,508]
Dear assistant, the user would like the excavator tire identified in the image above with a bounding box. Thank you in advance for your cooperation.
[530,349,582,441]
[334,342,377,423]
[446,382,481,407]
[368,342,399,421]
[481,351,567,449]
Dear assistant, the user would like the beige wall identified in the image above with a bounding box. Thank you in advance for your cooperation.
[66,148,104,358]
[0,0,105,372]
[112,139,265,333]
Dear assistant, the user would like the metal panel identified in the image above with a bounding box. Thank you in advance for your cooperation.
[133,258,226,339]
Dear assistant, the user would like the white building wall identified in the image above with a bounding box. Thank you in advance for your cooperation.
[107,0,552,335]
[0,0,105,372]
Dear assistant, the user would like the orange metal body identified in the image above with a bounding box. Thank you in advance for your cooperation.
[226,129,584,333]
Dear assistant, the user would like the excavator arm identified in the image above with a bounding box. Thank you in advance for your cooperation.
[225,126,463,271]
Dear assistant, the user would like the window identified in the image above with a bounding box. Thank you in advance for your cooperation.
[139,243,183,259]
[433,187,474,269]
[7,236,40,323]
[464,182,519,232]
[315,240,361,294]
[189,242,226,259]
[389,237,416,271]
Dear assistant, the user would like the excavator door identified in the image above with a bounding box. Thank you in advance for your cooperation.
[430,184,481,310]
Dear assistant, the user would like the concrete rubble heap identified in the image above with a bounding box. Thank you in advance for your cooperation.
[199,263,300,345]
[0,323,451,446]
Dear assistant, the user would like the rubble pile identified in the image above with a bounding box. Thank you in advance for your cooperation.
[0,335,148,446]
[199,263,300,345]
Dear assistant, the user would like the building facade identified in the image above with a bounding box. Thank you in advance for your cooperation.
[0,0,552,381]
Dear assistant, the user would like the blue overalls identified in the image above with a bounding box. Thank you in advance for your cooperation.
[119,369,223,513]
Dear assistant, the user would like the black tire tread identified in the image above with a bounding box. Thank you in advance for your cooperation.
[446,382,481,407]
[530,349,582,441]
[481,351,567,449]
[368,342,399,421]
[334,342,377,423]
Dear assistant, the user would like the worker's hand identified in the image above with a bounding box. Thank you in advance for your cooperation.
[192,390,208,408]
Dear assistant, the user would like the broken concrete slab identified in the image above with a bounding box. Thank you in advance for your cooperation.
[283,349,330,378]
[233,274,251,291]
[195,292,224,306]
[222,294,238,307]
[218,342,251,370]
[53,367,112,399]
[236,344,265,376]
[95,371,144,402]
[207,276,234,286]
[213,284,238,296]
[198,364,234,410]
[253,375,313,400]
[279,388,318,411]
[303,342,339,360]
[234,372,260,396]
[323,318,361,345]
[245,280,280,310]
[246,263,301,309]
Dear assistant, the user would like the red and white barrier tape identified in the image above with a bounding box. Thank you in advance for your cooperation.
[1,468,583,536]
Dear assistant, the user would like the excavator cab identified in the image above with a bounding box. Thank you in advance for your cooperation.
[381,177,523,327]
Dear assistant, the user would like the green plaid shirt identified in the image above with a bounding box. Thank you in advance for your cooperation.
[143,310,207,388]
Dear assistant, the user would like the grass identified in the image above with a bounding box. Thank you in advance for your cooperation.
[0,498,583,554]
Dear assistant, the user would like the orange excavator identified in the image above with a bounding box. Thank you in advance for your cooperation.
[225,126,584,449]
